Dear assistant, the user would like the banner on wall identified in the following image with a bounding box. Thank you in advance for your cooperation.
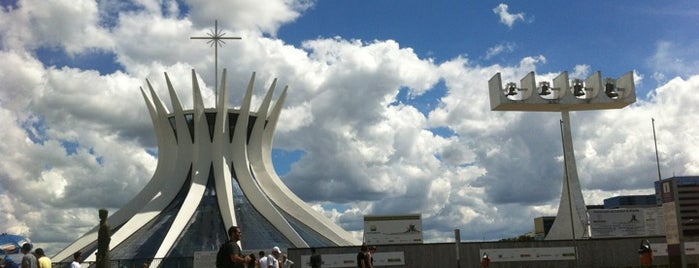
[589,207,665,238]
[300,252,405,268]
[479,247,576,262]
[363,214,423,245]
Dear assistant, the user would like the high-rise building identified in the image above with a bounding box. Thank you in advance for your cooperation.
[53,71,359,264]
[656,176,699,238]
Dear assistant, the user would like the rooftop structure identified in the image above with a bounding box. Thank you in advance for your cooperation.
[604,194,657,209]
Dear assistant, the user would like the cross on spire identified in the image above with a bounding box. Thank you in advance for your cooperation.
[190,20,241,103]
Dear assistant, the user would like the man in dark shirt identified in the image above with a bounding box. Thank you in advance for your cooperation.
[356,243,371,268]
[310,247,322,268]
[21,243,37,268]
[222,226,250,268]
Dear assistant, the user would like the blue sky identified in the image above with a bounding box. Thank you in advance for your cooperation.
[1,0,699,256]
[277,1,699,90]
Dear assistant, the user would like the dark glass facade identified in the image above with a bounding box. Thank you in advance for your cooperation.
[231,165,293,249]
[110,167,193,260]
[168,165,227,257]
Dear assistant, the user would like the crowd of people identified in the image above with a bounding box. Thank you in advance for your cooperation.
[219,225,382,268]
[3,225,374,268]
[218,226,302,268]
[0,243,80,268]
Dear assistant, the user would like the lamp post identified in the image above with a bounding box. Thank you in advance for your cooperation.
[487,70,636,242]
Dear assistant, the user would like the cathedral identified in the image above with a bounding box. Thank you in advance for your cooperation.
[53,70,359,265]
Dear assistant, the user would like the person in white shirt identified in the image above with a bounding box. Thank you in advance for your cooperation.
[70,251,82,268]
[258,251,268,268]
[267,247,281,268]
[281,253,294,268]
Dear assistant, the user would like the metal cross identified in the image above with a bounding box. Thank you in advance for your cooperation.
[190,20,241,103]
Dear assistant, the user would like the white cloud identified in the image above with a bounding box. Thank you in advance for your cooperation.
[492,3,525,28]
[0,0,114,54]
[186,0,312,36]
[485,42,516,60]
[648,41,699,84]
[571,64,590,79]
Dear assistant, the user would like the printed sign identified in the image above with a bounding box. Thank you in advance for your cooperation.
[300,252,405,267]
[479,247,576,262]
[589,207,665,238]
[364,214,423,245]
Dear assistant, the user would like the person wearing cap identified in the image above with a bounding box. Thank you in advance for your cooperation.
[20,243,37,268]
[70,251,82,268]
[266,247,280,268]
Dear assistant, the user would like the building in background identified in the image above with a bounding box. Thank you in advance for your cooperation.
[537,195,662,239]
[534,217,555,240]
[656,176,699,239]
[52,71,359,265]
[604,194,657,209]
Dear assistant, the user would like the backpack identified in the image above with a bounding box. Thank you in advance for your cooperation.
[216,241,231,268]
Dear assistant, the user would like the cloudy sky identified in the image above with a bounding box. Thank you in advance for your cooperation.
[1,0,699,255]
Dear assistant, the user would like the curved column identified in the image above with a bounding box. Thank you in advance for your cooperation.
[153,70,212,258]
[213,69,237,230]
[230,73,307,247]
[248,85,359,245]
[54,78,184,261]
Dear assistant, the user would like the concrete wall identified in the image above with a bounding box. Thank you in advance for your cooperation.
[288,236,694,268]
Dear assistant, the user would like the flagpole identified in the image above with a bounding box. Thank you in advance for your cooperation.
[652,118,662,182]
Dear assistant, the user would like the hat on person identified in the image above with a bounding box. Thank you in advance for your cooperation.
[272,246,281,254]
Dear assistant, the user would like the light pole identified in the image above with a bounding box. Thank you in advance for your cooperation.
[487,70,636,242]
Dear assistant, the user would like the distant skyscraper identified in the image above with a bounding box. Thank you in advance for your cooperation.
[656,176,699,238]
[53,70,359,265]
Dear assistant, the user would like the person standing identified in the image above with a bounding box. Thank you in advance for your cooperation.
[247,253,257,268]
[258,251,267,268]
[70,252,82,268]
[219,226,250,268]
[481,253,490,268]
[96,209,110,268]
[368,246,377,266]
[34,248,51,268]
[356,243,372,268]
[638,239,653,266]
[20,243,37,268]
[309,248,322,268]
[267,247,281,268]
[281,253,293,268]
